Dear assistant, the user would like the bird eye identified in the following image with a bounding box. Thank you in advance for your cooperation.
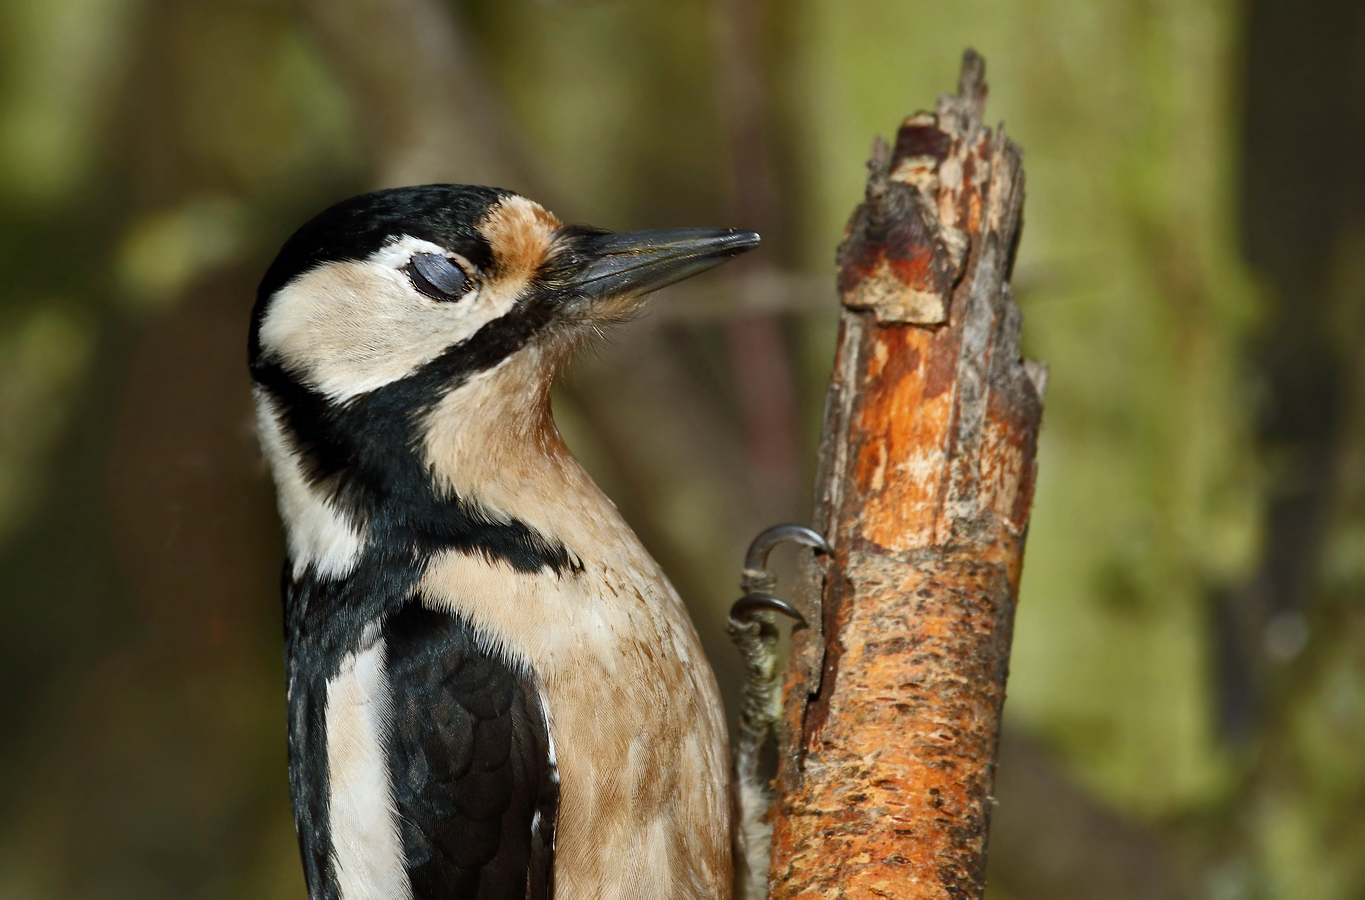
[406,253,470,301]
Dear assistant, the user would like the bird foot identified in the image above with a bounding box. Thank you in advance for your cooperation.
[727,524,830,898]
[726,523,830,767]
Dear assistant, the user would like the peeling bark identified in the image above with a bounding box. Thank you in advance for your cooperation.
[768,51,1042,900]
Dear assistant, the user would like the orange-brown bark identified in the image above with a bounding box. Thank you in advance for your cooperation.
[768,52,1042,900]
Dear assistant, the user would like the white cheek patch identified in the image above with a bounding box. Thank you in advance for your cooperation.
[325,637,411,900]
[257,236,533,403]
[254,390,365,579]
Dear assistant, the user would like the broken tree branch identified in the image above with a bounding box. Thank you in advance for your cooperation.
[768,51,1043,899]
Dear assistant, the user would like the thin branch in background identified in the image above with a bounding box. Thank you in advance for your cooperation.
[1213,0,1363,745]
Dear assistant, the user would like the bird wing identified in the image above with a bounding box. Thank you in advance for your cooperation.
[383,601,558,900]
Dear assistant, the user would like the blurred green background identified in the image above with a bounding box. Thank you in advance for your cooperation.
[2,0,1363,897]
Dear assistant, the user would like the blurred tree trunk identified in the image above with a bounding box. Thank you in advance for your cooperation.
[1214,0,1365,739]
[768,53,1042,899]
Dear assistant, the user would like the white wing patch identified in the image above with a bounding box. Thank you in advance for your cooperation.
[325,637,412,900]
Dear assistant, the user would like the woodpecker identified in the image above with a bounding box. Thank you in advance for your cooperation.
[249,184,757,900]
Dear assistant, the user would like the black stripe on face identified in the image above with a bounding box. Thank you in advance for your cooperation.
[252,303,578,577]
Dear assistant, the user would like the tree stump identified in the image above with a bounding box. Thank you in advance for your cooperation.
[767,51,1043,900]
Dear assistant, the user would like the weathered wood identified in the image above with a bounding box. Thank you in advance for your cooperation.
[768,51,1042,900]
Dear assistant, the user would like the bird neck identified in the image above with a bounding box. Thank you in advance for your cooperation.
[256,339,589,585]
[421,345,597,550]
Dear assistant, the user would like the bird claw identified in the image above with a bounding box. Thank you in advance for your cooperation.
[729,523,830,627]
[729,592,806,627]
[743,523,832,571]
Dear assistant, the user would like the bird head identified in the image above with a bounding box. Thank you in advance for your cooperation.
[248,185,758,577]
[250,184,758,404]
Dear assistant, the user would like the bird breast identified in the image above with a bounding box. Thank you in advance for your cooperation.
[417,348,734,898]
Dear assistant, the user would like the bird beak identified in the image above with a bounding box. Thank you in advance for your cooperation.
[569,228,761,303]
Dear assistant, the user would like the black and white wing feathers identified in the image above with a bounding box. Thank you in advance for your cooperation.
[384,603,558,900]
